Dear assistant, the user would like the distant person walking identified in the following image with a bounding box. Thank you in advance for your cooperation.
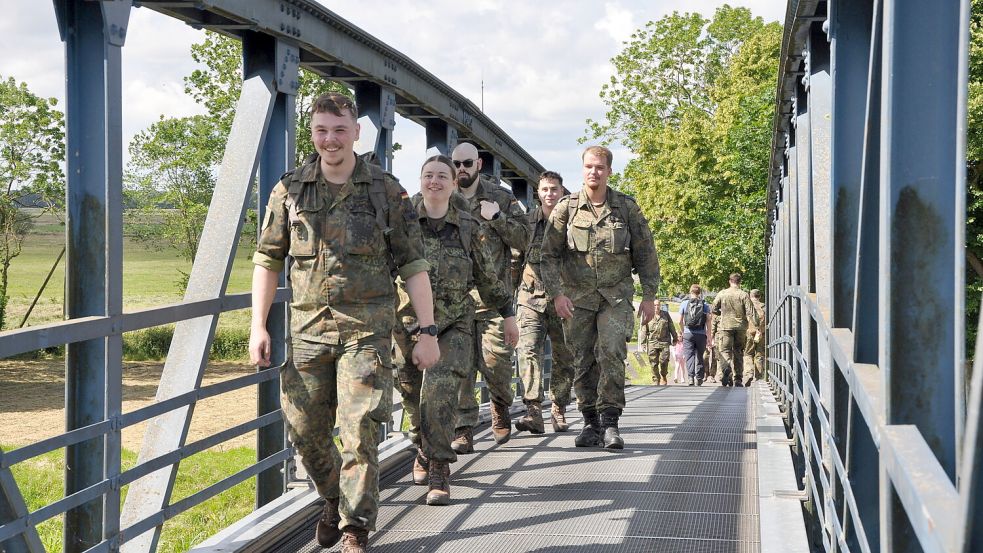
[711,273,761,387]
[678,284,711,386]
[638,299,677,385]
[742,288,767,385]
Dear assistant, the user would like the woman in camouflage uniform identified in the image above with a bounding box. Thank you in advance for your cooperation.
[392,155,518,506]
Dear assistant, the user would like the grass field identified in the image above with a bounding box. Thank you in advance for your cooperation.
[4,210,255,351]
[5,443,256,553]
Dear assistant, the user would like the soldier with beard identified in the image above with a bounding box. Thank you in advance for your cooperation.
[449,142,529,452]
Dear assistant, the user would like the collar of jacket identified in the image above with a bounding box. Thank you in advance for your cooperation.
[416,200,465,228]
[574,186,625,211]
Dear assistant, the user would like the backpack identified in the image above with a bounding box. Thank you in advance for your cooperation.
[684,299,706,329]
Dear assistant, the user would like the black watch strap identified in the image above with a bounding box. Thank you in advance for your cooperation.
[417,324,439,337]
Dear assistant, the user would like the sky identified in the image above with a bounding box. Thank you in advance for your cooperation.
[0,1,786,196]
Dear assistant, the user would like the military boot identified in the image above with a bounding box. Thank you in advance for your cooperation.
[339,526,369,553]
[412,452,428,485]
[550,403,570,432]
[574,409,603,447]
[315,497,342,548]
[451,427,474,454]
[426,460,451,506]
[490,401,512,444]
[601,408,624,450]
[514,401,545,434]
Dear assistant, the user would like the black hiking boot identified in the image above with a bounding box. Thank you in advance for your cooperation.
[574,409,603,447]
[601,408,624,449]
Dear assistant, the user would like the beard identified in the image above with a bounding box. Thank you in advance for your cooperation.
[457,171,479,189]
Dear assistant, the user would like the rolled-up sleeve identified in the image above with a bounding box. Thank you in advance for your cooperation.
[253,182,290,273]
[385,177,431,280]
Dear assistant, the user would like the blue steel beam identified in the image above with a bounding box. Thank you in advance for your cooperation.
[255,40,297,509]
[52,1,130,550]
[119,31,279,553]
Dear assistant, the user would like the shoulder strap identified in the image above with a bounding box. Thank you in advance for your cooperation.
[367,165,392,236]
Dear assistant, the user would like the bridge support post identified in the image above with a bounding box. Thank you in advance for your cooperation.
[255,40,299,509]
[425,119,458,156]
[880,0,967,551]
[53,1,130,551]
[119,31,278,553]
[355,82,396,171]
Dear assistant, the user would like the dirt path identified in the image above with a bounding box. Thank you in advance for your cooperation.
[0,360,259,451]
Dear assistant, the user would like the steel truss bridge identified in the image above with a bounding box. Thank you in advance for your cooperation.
[0,0,979,552]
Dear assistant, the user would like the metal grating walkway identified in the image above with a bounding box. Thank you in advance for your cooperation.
[275,385,760,552]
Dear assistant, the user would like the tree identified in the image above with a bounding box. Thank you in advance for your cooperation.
[184,31,351,166]
[0,76,65,329]
[585,7,780,295]
[125,115,222,268]
[966,0,983,358]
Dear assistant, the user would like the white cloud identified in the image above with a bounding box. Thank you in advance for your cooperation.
[1,0,787,193]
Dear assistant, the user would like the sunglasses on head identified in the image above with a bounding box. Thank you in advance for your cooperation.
[453,159,476,169]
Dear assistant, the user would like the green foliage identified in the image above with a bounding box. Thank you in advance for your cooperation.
[125,115,222,264]
[184,31,351,166]
[123,325,251,361]
[586,7,780,295]
[967,0,983,358]
[5,443,254,552]
[0,76,65,329]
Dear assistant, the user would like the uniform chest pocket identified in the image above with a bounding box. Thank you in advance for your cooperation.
[567,217,592,252]
[288,199,322,258]
[526,243,543,264]
[346,198,385,255]
[604,218,630,254]
[439,246,471,292]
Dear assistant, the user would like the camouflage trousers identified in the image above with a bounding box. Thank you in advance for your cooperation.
[645,344,671,382]
[280,336,393,531]
[716,328,747,384]
[743,332,765,382]
[564,298,633,414]
[456,314,515,428]
[393,324,471,463]
[516,303,574,406]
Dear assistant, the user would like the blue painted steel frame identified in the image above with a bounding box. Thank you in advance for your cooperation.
[767,1,975,552]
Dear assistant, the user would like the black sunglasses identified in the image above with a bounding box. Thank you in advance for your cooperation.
[453,159,476,169]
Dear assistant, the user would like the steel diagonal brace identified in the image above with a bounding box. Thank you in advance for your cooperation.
[0,448,45,553]
[118,61,278,553]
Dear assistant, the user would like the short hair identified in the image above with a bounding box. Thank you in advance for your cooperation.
[689,284,702,295]
[729,273,742,284]
[539,170,563,186]
[420,154,457,179]
[582,145,613,168]
[750,289,761,300]
[311,92,358,120]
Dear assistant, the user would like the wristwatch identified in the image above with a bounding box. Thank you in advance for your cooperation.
[416,325,439,337]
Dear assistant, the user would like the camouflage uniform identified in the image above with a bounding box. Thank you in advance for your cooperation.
[541,187,660,417]
[639,310,677,383]
[516,206,574,407]
[455,176,529,428]
[743,297,766,383]
[254,155,428,532]
[392,201,513,463]
[710,286,761,386]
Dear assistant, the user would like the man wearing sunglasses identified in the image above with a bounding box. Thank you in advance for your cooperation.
[449,142,529,452]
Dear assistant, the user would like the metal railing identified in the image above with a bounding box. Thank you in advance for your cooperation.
[0,1,543,552]
[766,1,981,552]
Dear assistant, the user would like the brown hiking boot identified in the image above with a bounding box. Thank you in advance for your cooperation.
[315,497,341,548]
[490,401,512,444]
[412,452,428,485]
[514,401,545,434]
[339,526,369,553]
[550,403,569,432]
[426,460,451,506]
[451,427,474,454]
[660,377,668,386]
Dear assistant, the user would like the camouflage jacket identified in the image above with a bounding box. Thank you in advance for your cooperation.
[457,176,529,317]
[397,200,513,335]
[639,310,678,348]
[253,155,428,344]
[711,286,761,332]
[747,298,766,334]
[541,187,660,310]
[516,205,551,312]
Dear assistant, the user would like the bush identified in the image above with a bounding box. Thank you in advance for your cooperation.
[122,325,249,361]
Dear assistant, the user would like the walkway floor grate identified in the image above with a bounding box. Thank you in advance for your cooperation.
[273,385,760,552]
